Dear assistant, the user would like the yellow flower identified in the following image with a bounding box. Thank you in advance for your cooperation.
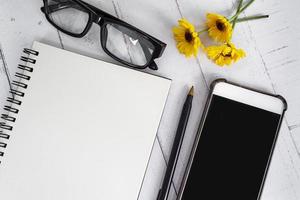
[205,42,246,66]
[206,13,233,43]
[173,19,203,57]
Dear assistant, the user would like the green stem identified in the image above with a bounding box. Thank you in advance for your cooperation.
[239,0,256,13]
[197,14,268,34]
[232,0,244,29]
[230,0,256,21]
[236,15,269,22]
[198,28,209,35]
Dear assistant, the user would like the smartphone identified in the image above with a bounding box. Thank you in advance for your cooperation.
[177,79,287,200]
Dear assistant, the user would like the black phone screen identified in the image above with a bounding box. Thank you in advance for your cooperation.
[181,95,282,200]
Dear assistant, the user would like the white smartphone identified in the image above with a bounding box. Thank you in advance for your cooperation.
[177,79,287,200]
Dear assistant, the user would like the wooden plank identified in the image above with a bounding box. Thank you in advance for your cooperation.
[261,124,300,200]
[0,0,66,78]
[0,0,64,131]
[0,0,300,199]
[138,138,170,200]
[173,0,275,193]
[174,0,300,199]
[242,0,300,128]
[291,128,300,156]
[0,45,11,111]
[105,1,210,199]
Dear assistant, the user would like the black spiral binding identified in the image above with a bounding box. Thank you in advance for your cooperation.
[0,48,39,164]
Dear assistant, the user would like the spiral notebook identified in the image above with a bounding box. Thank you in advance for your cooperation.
[0,41,171,200]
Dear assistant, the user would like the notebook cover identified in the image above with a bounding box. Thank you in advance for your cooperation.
[0,41,171,200]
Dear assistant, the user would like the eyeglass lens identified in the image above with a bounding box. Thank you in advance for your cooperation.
[47,0,90,34]
[105,23,154,66]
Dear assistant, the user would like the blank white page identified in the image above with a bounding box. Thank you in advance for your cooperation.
[0,41,171,200]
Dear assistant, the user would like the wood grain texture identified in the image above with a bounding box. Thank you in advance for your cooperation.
[0,0,299,199]
[0,45,11,107]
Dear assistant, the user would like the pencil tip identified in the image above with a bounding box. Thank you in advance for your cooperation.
[189,86,194,96]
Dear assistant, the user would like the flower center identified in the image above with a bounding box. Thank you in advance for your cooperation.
[185,31,193,42]
[216,20,225,31]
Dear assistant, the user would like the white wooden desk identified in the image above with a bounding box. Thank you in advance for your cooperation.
[0,0,299,199]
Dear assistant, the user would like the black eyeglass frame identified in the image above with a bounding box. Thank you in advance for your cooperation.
[41,0,166,70]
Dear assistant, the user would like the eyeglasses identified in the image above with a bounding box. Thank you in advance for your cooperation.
[41,0,166,70]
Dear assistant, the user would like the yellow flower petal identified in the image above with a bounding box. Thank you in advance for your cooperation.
[205,42,246,66]
[206,13,233,43]
[172,18,203,57]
